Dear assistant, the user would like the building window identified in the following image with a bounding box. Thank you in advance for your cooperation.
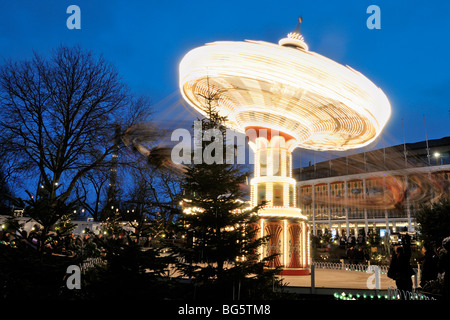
[257,183,266,205]
[289,185,294,207]
[260,150,267,176]
[272,149,282,176]
[273,183,283,206]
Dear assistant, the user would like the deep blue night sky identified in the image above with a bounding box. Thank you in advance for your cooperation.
[1,0,450,165]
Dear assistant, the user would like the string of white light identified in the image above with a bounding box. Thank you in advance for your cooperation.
[179,39,391,151]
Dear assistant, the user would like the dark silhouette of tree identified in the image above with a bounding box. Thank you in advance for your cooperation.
[124,160,182,243]
[0,45,151,227]
[74,165,110,222]
[415,198,450,248]
[0,170,13,215]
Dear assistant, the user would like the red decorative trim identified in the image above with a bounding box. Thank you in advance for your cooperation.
[265,222,282,268]
[245,126,295,142]
[287,223,302,268]
[280,268,311,276]
[263,268,311,276]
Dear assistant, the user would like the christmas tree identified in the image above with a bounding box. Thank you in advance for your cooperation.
[173,90,282,299]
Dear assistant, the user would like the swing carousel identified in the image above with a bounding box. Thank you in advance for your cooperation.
[178,18,391,275]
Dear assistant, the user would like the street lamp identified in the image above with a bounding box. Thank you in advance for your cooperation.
[434,152,442,165]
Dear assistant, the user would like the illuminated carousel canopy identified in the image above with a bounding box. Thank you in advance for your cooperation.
[179,19,391,151]
[178,19,391,275]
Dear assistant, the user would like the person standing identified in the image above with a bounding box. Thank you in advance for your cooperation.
[388,235,415,299]
[346,246,355,264]
[420,243,438,288]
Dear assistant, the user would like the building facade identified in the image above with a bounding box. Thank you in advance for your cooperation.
[294,137,450,238]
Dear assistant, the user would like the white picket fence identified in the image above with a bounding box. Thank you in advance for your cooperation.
[312,261,389,274]
[80,257,106,273]
[387,286,435,300]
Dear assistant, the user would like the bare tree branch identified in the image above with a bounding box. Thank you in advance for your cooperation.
[0,46,152,207]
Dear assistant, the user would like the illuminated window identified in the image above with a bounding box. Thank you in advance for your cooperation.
[257,183,266,205]
[260,150,267,176]
[273,183,283,206]
[273,149,282,176]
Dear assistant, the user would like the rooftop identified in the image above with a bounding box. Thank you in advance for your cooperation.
[294,136,450,181]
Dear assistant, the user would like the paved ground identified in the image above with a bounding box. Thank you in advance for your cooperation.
[280,268,396,290]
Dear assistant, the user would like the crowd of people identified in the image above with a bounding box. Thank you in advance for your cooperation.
[344,246,369,264]
[387,234,450,300]
[337,233,367,248]
[335,233,370,264]
[0,225,149,259]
